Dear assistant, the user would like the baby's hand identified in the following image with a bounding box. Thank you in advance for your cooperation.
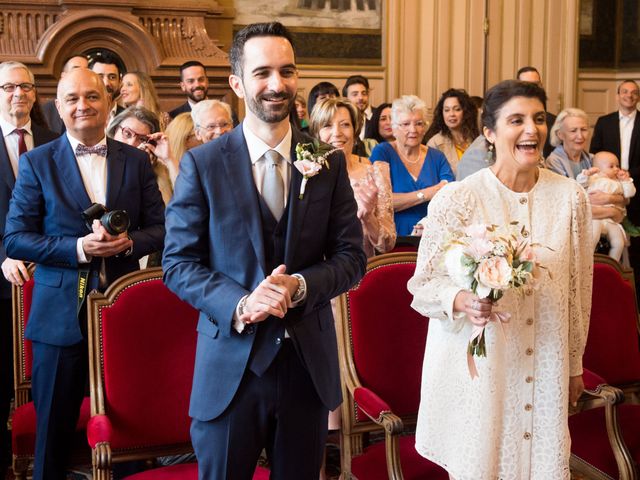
[582,167,599,176]
[617,169,630,180]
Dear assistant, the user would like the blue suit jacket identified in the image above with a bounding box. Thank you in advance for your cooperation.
[0,124,58,299]
[4,135,166,346]
[163,125,366,421]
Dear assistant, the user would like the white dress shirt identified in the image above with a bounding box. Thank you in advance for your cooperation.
[359,105,373,140]
[66,133,108,263]
[619,110,636,170]
[0,118,34,177]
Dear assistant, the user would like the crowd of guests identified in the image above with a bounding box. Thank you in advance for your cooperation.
[0,30,638,479]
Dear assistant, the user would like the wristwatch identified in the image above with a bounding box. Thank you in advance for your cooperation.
[416,191,425,202]
[291,273,306,303]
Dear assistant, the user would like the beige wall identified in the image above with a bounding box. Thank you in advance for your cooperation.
[577,72,640,129]
[297,0,580,121]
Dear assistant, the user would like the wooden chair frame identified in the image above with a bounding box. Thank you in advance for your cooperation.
[335,251,419,480]
[10,264,35,478]
[569,382,638,480]
[87,267,194,480]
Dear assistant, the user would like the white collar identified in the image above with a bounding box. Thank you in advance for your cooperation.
[242,122,292,165]
[619,110,637,121]
[0,117,32,137]
[364,105,373,120]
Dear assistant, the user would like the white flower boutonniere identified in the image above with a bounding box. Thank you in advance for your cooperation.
[293,141,337,199]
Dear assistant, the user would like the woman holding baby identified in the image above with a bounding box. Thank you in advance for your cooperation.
[546,108,632,258]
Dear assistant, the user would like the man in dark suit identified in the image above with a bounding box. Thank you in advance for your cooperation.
[41,54,89,134]
[169,60,209,118]
[516,66,556,157]
[163,22,366,480]
[591,80,640,287]
[0,61,58,478]
[4,68,165,480]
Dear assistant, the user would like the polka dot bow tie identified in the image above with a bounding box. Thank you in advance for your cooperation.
[76,143,107,157]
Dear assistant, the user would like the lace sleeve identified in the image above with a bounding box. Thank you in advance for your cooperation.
[407,183,476,330]
[568,184,593,376]
[370,161,396,254]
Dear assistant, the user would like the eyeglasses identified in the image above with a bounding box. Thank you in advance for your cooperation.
[198,122,231,132]
[1,83,35,93]
[118,125,149,144]
[396,120,426,130]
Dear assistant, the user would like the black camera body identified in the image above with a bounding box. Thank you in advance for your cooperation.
[82,203,130,236]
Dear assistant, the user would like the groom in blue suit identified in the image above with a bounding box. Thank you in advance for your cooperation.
[4,68,165,480]
[163,22,366,479]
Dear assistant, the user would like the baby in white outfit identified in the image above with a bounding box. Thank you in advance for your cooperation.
[577,151,636,261]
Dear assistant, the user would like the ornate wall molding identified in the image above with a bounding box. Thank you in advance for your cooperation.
[0,0,231,108]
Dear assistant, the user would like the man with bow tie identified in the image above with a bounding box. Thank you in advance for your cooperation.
[4,68,165,480]
[0,61,57,478]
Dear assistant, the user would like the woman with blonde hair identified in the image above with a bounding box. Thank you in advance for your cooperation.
[165,112,201,174]
[310,97,396,256]
[119,71,171,130]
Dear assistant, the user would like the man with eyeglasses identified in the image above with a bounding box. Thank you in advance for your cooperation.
[89,51,124,124]
[4,68,165,480]
[0,60,58,479]
[191,99,233,144]
[169,60,210,119]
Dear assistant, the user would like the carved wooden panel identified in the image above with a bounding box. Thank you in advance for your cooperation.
[0,0,233,110]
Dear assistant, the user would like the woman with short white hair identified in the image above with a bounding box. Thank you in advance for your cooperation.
[545,108,592,179]
[369,95,455,236]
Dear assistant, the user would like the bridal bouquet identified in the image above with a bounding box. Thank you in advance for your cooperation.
[443,222,547,378]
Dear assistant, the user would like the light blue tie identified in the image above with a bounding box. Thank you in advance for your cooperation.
[262,150,285,221]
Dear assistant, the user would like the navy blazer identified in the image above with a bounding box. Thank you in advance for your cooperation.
[591,111,640,222]
[169,101,191,119]
[0,123,58,299]
[4,135,166,346]
[163,125,366,421]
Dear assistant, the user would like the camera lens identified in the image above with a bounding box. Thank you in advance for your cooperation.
[101,210,130,235]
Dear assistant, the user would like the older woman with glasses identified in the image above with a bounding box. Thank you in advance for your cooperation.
[107,106,176,205]
[369,95,455,236]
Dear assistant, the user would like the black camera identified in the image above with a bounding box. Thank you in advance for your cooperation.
[81,203,130,236]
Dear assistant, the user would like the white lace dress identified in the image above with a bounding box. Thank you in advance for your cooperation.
[407,168,593,480]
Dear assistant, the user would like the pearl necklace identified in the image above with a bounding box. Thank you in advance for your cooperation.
[396,144,423,165]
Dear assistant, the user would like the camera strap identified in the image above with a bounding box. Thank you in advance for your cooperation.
[76,267,92,317]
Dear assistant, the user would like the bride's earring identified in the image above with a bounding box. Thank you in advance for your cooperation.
[485,142,494,164]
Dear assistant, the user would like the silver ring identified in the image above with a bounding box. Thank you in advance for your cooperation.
[472,300,480,310]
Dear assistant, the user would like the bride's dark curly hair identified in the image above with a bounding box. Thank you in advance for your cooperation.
[423,88,479,144]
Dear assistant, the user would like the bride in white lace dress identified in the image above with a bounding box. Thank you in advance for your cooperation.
[407,80,593,480]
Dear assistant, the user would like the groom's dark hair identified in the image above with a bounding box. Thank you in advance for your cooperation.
[230,22,296,78]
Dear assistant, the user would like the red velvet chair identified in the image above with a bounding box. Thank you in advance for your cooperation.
[568,254,640,479]
[584,254,640,400]
[335,251,448,480]
[86,267,200,479]
[10,265,90,478]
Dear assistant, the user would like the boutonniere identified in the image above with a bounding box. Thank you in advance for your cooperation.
[293,141,337,199]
